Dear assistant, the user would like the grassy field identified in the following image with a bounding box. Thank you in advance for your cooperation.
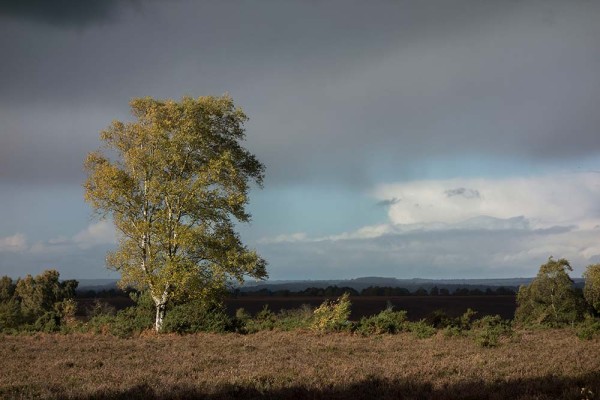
[1,329,599,399]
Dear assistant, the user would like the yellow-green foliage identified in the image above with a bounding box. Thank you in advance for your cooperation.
[583,264,600,314]
[312,293,352,332]
[515,257,585,326]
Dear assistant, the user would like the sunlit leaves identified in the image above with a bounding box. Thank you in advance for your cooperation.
[583,264,600,314]
[515,257,585,326]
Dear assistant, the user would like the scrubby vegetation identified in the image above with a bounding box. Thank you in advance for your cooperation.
[2,258,600,398]
[2,258,600,345]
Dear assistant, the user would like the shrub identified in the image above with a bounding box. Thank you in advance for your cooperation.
[107,307,153,338]
[408,320,436,339]
[457,308,477,330]
[235,308,251,323]
[357,308,408,335]
[472,315,512,347]
[55,299,77,326]
[0,299,23,331]
[85,314,116,334]
[425,309,452,329]
[576,316,600,340]
[96,292,154,338]
[312,293,352,333]
[443,308,478,337]
[241,304,314,333]
[273,304,313,331]
[85,299,116,318]
[162,301,236,334]
[243,305,278,333]
[32,312,61,333]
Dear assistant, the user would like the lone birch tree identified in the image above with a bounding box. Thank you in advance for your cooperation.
[84,95,267,332]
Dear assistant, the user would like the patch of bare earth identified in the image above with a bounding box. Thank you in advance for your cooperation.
[1,330,599,399]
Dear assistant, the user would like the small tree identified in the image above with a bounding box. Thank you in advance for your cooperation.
[583,264,600,315]
[312,293,352,332]
[14,270,78,318]
[84,95,267,332]
[515,257,585,326]
[0,276,16,303]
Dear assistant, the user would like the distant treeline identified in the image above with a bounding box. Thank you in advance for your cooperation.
[232,285,516,297]
[77,288,127,298]
[75,285,516,299]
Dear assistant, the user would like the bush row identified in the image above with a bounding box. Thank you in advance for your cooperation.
[68,293,521,347]
[3,289,599,345]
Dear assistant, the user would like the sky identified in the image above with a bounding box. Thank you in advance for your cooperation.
[1,0,600,281]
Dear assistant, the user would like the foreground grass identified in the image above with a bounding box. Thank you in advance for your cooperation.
[1,330,599,399]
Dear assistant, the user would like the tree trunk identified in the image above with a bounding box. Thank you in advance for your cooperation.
[152,286,170,333]
[155,302,166,332]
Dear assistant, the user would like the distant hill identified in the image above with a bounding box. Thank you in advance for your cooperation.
[76,279,119,291]
[240,276,585,293]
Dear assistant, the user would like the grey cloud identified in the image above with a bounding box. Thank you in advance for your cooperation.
[0,104,125,184]
[445,188,481,199]
[0,0,128,27]
[257,220,591,280]
[379,216,531,235]
[589,255,600,264]
[376,197,401,207]
[432,216,530,232]
[0,242,116,279]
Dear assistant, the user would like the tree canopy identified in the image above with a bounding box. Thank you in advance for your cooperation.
[84,95,267,331]
[0,270,78,332]
[583,264,600,315]
[515,257,585,326]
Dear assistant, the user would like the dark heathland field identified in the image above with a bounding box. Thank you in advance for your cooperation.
[224,295,517,321]
[76,295,517,321]
[1,329,599,400]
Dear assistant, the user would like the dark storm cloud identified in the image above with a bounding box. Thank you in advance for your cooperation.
[0,0,127,27]
[1,0,599,186]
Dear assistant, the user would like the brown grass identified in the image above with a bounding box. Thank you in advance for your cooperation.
[1,329,599,399]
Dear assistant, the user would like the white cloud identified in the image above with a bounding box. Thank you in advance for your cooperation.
[0,233,27,252]
[256,172,600,279]
[2,222,118,278]
[374,172,600,228]
[72,220,116,249]
[28,220,116,255]
[258,232,307,244]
